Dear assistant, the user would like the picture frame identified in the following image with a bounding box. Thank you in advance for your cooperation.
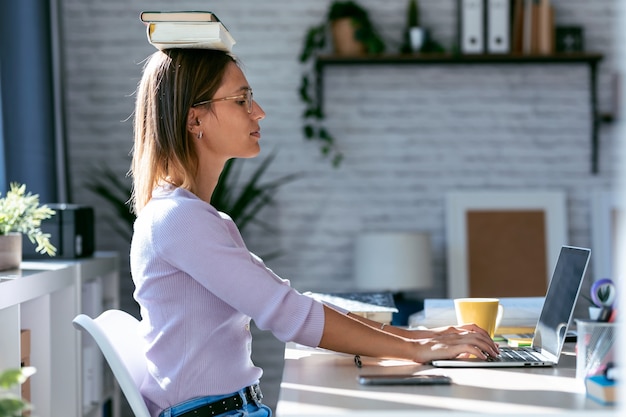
[591,189,622,281]
[445,191,568,298]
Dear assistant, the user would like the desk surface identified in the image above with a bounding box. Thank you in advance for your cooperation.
[276,343,618,416]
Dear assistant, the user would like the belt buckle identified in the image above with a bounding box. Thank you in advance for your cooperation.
[249,384,263,404]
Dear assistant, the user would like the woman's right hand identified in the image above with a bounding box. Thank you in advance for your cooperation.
[410,329,500,363]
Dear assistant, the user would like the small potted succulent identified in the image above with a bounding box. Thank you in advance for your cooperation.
[584,278,616,320]
[0,183,56,270]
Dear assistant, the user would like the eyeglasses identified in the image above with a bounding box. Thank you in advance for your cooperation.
[192,88,253,114]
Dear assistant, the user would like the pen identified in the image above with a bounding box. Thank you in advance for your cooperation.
[596,306,613,323]
[354,355,362,368]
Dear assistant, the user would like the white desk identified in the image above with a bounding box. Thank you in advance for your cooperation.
[0,253,119,417]
[276,343,619,416]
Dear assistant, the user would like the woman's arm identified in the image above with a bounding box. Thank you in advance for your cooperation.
[320,305,500,363]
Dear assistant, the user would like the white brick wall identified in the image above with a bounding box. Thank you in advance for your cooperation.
[60,0,619,286]
[59,0,621,412]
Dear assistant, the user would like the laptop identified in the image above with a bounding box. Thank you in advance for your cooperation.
[432,245,591,368]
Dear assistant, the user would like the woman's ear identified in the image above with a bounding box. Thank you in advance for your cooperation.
[186,107,201,134]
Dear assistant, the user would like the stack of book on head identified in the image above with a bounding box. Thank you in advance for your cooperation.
[141,11,236,52]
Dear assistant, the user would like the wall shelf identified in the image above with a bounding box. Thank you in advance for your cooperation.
[315,53,604,173]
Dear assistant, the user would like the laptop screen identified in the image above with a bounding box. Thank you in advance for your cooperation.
[533,246,590,356]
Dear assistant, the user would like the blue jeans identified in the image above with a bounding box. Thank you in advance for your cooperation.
[159,387,272,417]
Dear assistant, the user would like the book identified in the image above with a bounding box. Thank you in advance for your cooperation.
[501,329,577,345]
[531,0,540,53]
[140,10,220,23]
[522,0,534,54]
[585,374,617,405]
[306,291,398,324]
[536,0,554,55]
[511,0,525,54]
[145,21,236,52]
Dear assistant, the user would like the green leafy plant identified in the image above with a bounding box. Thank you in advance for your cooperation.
[85,169,135,242]
[0,183,56,256]
[326,1,386,54]
[299,1,385,167]
[407,0,420,28]
[0,367,35,417]
[211,153,301,233]
[86,152,300,239]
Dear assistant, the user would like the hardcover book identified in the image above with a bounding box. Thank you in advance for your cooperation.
[146,21,235,52]
[141,10,220,23]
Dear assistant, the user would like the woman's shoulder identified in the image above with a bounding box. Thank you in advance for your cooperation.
[146,186,219,220]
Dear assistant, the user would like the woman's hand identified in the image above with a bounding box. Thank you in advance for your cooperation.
[320,306,499,365]
[409,328,500,363]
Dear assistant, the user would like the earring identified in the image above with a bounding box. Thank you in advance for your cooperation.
[197,131,203,139]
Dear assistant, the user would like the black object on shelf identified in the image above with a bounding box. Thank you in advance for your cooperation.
[22,204,95,259]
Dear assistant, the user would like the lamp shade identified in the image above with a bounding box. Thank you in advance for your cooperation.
[354,231,434,292]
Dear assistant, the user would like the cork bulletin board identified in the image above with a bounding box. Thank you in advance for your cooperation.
[445,191,568,299]
[466,210,547,297]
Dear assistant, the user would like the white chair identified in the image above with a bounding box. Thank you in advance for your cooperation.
[73,310,151,417]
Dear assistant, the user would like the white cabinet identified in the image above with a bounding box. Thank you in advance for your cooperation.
[0,252,119,417]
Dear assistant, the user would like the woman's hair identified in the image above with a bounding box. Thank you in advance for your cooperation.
[130,48,236,214]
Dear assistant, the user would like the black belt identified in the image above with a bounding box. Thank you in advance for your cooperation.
[177,384,263,417]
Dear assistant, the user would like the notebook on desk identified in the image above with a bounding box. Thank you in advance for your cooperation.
[432,245,590,368]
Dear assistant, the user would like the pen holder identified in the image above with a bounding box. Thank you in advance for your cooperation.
[575,319,617,380]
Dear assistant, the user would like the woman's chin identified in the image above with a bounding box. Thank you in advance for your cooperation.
[240,145,261,159]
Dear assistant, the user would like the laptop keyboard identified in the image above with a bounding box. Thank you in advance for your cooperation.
[488,347,540,362]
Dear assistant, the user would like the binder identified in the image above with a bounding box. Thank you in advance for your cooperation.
[458,0,485,54]
[487,0,511,53]
[522,0,534,54]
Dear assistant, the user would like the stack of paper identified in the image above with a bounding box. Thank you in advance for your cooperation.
[409,297,544,332]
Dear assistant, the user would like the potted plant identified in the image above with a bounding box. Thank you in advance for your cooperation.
[401,0,424,53]
[299,1,385,167]
[0,183,56,270]
[583,278,616,319]
[0,367,35,417]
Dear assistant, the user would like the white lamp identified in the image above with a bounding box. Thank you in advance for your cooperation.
[353,231,434,292]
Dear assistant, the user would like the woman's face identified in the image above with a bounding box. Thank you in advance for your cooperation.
[192,61,265,162]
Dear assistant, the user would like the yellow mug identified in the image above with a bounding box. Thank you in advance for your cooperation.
[454,298,504,338]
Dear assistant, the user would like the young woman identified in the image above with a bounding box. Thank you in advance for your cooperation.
[129,48,499,417]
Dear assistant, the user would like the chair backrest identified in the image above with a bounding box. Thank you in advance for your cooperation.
[73,310,151,417]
